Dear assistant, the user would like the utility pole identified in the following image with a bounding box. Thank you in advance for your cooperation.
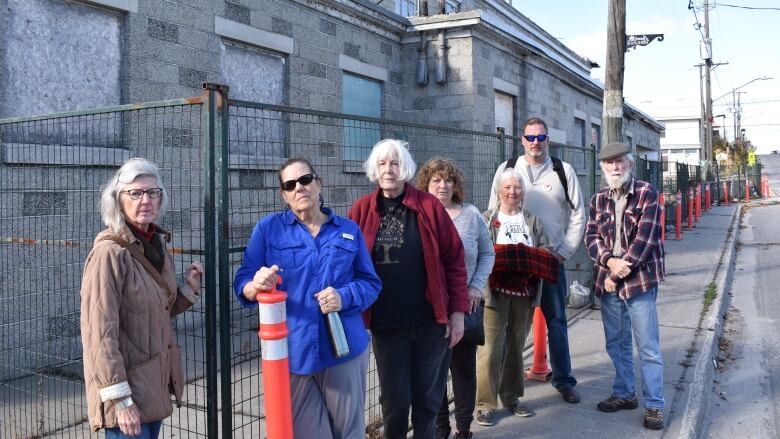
[697,63,706,154]
[703,0,714,163]
[603,0,626,146]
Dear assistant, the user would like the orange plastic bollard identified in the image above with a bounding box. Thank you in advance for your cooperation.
[524,307,552,382]
[659,192,666,242]
[695,184,702,221]
[675,190,682,240]
[687,187,694,230]
[257,278,294,439]
[723,182,729,206]
[745,180,750,202]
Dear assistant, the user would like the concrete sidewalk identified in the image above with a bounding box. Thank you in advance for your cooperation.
[448,204,740,439]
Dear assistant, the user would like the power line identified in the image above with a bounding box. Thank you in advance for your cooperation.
[716,2,780,11]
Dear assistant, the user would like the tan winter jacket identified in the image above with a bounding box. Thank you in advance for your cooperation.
[80,224,198,432]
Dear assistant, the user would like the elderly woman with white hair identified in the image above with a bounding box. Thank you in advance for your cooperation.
[80,158,203,438]
[348,139,469,438]
[474,166,560,428]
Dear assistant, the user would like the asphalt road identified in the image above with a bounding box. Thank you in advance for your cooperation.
[705,154,780,439]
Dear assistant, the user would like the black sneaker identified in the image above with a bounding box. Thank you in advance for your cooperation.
[454,431,473,439]
[597,395,639,413]
[475,409,495,426]
[508,400,535,417]
[435,425,451,439]
[644,408,664,430]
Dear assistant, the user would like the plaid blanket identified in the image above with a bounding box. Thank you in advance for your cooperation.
[489,243,560,296]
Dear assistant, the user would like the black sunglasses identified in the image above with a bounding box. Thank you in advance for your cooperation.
[281,173,317,191]
[523,134,548,142]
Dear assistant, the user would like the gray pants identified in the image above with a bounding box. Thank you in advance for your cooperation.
[290,347,369,439]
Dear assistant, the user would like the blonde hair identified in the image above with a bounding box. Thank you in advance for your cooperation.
[100,158,167,233]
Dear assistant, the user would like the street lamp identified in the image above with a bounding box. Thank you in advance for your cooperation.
[713,76,773,144]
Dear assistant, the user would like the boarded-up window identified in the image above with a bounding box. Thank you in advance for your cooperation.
[221,42,286,157]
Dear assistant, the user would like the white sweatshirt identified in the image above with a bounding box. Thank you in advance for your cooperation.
[488,155,586,261]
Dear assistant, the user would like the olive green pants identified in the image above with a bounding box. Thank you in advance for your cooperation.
[476,293,534,410]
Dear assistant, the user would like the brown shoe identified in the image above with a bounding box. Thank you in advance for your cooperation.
[644,408,664,430]
[559,387,581,404]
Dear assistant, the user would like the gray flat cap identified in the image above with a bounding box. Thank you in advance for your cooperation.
[598,142,631,161]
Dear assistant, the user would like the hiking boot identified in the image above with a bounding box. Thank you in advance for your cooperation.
[434,425,451,439]
[644,408,664,430]
[454,431,473,439]
[559,386,581,404]
[597,395,639,413]
[475,409,495,426]
[508,400,535,417]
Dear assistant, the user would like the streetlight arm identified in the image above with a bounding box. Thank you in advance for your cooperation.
[713,76,773,102]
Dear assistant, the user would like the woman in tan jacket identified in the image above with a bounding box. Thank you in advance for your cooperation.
[80,158,203,438]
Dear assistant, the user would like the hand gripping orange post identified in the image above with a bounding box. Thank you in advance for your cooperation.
[524,307,552,382]
[257,277,294,439]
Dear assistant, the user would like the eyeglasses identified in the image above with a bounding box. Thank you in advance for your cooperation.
[281,173,317,191]
[523,134,548,142]
[122,188,163,200]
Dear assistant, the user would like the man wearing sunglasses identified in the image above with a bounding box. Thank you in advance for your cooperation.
[488,117,586,406]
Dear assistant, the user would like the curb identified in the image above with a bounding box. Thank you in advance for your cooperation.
[676,206,742,439]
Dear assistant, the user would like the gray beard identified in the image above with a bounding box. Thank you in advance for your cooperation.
[607,172,631,190]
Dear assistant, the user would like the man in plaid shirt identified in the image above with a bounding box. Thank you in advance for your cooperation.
[584,142,666,431]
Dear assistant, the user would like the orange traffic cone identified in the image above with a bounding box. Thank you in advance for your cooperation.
[525,307,552,382]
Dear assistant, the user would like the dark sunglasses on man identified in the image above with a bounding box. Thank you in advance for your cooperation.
[523,134,548,142]
[281,173,317,191]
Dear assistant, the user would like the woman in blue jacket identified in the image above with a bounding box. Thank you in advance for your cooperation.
[234,158,381,439]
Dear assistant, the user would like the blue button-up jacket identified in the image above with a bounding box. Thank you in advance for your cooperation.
[234,208,381,374]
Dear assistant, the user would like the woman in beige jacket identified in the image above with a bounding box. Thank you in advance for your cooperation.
[80,158,203,438]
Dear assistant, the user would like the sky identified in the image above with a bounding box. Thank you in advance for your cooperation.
[512,0,780,153]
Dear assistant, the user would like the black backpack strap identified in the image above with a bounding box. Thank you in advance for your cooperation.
[505,156,518,169]
[551,157,575,209]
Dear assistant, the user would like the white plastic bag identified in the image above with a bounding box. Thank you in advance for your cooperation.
[568,280,591,309]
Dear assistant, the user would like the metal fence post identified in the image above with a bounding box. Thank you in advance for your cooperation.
[202,83,221,439]
[496,127,506,165]
[209,82,234,439]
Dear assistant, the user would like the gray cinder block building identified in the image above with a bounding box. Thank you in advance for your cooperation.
[0,0,663,436]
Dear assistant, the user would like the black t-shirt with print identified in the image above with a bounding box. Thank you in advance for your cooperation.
[371,192,433,329]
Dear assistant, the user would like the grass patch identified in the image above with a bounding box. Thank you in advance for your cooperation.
[703,282,717,309]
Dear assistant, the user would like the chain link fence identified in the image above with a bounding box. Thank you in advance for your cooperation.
[10,85,756,438]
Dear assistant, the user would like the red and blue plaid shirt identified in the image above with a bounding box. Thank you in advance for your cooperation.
[585,178,665,299]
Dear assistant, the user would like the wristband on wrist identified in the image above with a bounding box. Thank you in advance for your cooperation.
[114,397,134,411]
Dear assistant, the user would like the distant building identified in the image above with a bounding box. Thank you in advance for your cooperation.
[659,116,702,166]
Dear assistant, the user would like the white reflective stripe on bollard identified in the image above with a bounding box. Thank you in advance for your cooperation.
[259,302,287,325]
[261,338,289,361]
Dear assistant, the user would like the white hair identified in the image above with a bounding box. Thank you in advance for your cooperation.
[495,166,525,194]
[363,139,417,184]
[100,158,168,233]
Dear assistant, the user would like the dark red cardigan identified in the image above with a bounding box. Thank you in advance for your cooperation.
[348,183,469,326]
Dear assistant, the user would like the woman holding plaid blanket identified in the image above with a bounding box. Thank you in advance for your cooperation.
[475,166,560,427]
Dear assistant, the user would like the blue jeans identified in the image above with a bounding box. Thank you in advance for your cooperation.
[372,321,451,439]
[105,421,162,439]
[540,266,577,390]
[600,287,665,409]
